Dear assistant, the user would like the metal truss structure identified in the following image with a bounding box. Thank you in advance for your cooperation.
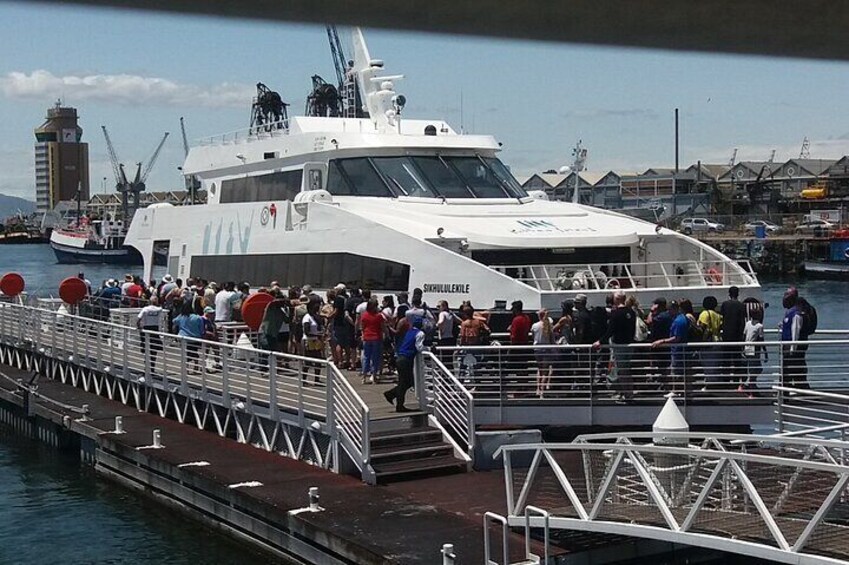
[492,431,849,564]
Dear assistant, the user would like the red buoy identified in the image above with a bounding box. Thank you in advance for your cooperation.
[59,277,88,305]
[241,292,274,331]
[0,273,25,297]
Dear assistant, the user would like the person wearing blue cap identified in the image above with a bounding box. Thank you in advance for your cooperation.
[384,316,425,412]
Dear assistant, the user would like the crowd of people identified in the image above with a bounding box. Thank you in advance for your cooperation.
[78,271,818,407]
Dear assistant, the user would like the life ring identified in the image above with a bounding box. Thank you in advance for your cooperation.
[706,267,722,285]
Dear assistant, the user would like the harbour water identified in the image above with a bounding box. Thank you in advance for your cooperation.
[0,430,265,564]
[0,243,845,563]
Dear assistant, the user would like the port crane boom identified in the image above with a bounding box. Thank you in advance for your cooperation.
[179,117,190,158]
[140,132,169,185]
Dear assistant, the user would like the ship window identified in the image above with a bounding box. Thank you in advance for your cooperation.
[337,158,393,197]
[411,156,473,198]
[220,169,303,203]
[483,157,528,198]
[372,157,435,198]
[326,161,353,195]
[445,156,508,198]
[191,252,410,291]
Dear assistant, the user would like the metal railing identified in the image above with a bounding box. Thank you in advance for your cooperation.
[495,433,849,564]
[327,362,371,478]
[491,259,758,291]
[0,302,372,480]
[196,118,290,146]
[435,339,849,417]
[776,386,849,441]
[421,351,475,459]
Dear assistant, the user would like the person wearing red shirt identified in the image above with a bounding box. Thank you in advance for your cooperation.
[125,276,145,307]
[508,300,532,383]
[360,298,386,384]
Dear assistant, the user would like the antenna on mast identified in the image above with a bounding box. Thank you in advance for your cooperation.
[570,140,587,204]
[799,137,811,159]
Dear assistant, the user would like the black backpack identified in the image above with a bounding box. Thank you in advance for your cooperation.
[687,318,705,343]
[589,307,609,342]
[801,304,818,338]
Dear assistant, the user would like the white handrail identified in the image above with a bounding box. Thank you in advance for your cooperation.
[496,438,849,563]
[421,350,475,457]
[327,363,370,472]
[0,301,376,482]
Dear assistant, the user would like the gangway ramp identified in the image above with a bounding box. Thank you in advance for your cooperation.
[493,429,849,564]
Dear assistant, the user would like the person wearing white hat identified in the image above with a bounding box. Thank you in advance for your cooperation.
[158,274,177,301]
[98,279,122,308]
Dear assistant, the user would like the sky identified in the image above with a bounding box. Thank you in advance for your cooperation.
[2,2,849,200]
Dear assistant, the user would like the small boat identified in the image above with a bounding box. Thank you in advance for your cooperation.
[801,236,849,280]
[49,213,166,265]
[0,214,46,244]
[0,230,45,244]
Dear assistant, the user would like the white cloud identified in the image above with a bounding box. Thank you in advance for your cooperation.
[0,70,254,108]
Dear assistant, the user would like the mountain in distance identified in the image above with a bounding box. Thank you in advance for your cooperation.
[0,193,36,219]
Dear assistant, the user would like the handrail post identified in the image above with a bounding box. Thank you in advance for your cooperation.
[143,329,151,379]
[122,327,129,379]
[269,355,279,420]
[180,338,188,393]
[297,358,305,427]
[483,512,509,565]
[524,505,550,564]
[326,367,336,439]
[414,354,427,411]
[221,346,231,408]
[362,407,371,466]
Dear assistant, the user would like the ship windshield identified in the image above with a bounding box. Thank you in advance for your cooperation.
[372,156,527,199]
[326,156,528,199]
[371,157,437,198]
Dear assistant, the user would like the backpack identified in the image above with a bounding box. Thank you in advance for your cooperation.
[801,304,818,338]
[687,318,705,343]
[589,307,609,342]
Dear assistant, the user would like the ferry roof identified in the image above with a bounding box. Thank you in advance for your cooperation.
[184,116,501,176]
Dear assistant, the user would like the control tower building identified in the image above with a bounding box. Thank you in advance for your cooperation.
[34,101,90,212]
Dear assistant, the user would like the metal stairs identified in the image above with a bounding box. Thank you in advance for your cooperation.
[368,411,468,483]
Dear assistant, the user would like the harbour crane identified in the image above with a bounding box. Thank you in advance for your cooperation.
[102,125,132,218]
[728,148,738,167]
[326,24,348,90]
[179,117,190,158]
[101,126,169,219]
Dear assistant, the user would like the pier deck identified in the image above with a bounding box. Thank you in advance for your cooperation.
[0,363,571,564]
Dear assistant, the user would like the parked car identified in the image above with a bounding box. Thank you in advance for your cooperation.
[744,220,781,235]
[679,217,725,235]
[795,219,835,236]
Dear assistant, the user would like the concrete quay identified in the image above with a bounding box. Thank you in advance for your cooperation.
[0,362,581,564]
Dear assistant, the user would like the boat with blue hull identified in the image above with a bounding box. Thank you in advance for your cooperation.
[50,214,164,265]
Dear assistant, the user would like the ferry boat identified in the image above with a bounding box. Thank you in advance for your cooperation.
[126,28,760,309]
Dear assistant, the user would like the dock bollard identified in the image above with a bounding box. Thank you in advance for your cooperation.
[441,543,455,565]
[114,416,124,434]
[152,429,162,448]
[308,487,320,511]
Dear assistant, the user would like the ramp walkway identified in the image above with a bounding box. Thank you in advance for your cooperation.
[484,391,849,565]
